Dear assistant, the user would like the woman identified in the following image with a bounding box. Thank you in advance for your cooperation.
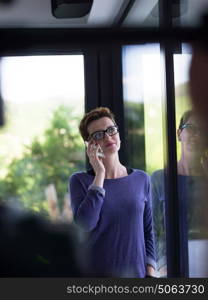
[177,110,204,176]
[151,110,208,277]
[69,107,156,277]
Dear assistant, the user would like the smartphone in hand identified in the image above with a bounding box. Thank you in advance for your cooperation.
[97,147,105,158]
[84,141,105,158]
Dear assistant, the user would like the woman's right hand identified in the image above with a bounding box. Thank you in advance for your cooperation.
[85,141,105,176]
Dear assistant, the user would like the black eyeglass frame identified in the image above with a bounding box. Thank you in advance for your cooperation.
[179,123,201,134]
[88,125,119,141]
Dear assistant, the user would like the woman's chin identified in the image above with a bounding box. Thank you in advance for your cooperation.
[105,147,119,156]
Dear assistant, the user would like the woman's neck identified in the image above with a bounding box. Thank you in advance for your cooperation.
[103,154,127,179]
[178,152,202,176]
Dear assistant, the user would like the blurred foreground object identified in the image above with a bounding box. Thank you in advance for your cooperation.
[0,202,82,276]
[189,14,208,136]
[0,0,14,4]
[188,13,208,277]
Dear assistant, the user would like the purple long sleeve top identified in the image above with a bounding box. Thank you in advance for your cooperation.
[69,168,156,277]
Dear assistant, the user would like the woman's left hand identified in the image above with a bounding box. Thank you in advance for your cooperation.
[146,265,156,277]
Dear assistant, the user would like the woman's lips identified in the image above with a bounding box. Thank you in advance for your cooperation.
[105,143,115,147]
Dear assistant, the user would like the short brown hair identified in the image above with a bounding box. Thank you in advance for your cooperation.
[79,107,116,141]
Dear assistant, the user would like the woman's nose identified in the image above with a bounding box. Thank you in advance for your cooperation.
[103,132,111,140]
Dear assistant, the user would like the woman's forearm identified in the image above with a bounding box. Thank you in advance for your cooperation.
[92,171,105,188]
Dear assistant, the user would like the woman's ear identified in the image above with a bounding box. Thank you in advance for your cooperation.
[177,129,182,141]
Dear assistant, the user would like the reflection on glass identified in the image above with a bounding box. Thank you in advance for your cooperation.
[0,56,85,221]
[177,111,208,275]
[151,45,193,278]
[122,41,208,277]
[151,168,166,277]
[123,0,159,28]
[151,110,208,278]
[122,44,163,172]
[174,47,208,277]
[122,0,208,28]
[122,44,165,277]
[176,0,208,27]
[151,45,208,277]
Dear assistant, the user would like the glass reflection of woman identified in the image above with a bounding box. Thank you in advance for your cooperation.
[69,107,156,278]
[177,111,203,177]
[151,110,208,277]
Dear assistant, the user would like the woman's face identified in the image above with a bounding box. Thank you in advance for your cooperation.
[177,116,201,153]
[87,117,121,156]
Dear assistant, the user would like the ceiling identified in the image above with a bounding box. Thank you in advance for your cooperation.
[0,0,208,28]
[0,0,128,28]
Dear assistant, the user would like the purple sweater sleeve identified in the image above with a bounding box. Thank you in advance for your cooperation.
[69,173,105,232]
[144,177,156,269]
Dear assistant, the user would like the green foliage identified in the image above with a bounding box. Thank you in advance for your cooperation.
[124,101,145,170]
[0,106,85,214]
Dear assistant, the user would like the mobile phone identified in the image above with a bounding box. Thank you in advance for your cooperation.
[84,141,105,158]
[97,147,105,158]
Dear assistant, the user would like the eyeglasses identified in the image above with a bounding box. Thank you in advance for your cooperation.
[180,123,201,135]
[89,125,119,141]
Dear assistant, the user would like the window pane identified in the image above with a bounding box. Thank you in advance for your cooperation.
[122,44,166,277]
[175,0,208,27]
[123,0,208,28]
[123,0,159,28]
[0,55,85,222]
[174,44,208,277]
